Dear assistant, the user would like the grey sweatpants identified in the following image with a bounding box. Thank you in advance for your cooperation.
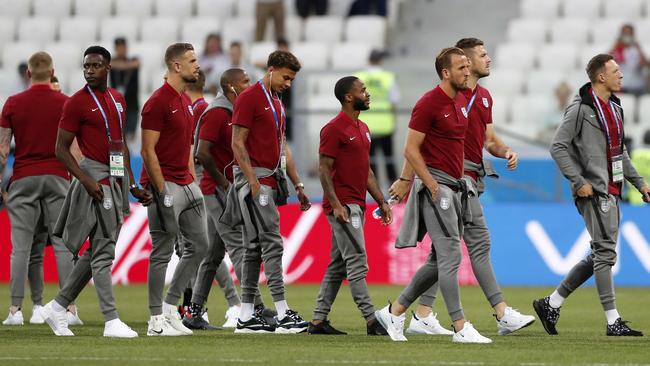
[397,185,465,321]
[313,204,375,321]
[191,191,261,307]
[7,175,74,307]
[55,184,121,321]
[555,195,620,311]
[418,193,504,309]
[240,184,286,303]
[147,181,209,316]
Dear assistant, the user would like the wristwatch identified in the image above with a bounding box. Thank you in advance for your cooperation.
[129,183,139,191]
[294,182,305,191]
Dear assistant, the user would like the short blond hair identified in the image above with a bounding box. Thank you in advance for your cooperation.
[28,52,53,82]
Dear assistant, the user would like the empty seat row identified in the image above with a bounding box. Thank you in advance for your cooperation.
[521,0,650,20]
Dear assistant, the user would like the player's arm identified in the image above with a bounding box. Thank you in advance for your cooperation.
[141,129,165,193]
[404,128,439,199]
[197,139,230,190]
[0,127,12,176]
[123,138,152,205]
[389,159,415,202]
[484,124,518,170]
[188,144,196,180]
[368,167,392,225]
[56,128,103,201]
[70,138,83,162]
[319,154,347,223]
[231,125,260,197]
[284,140,310,210]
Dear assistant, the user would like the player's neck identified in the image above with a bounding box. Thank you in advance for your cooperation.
[166,75,186,95]
[89,82,108,92]
[592,83,612,102]
[342,105,360,121]
[187,91,203,103]
[225,92,237,105]
[263,74,275,95]
[467,74,480,91]
[30,80,51,86]
[440,81,457,99]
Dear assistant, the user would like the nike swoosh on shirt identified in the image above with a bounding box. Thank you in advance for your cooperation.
[349,137,356,140]
[265,107,271,110]
[444,113,450,118]
[228,122,233,126]
[91,108,99,112]
[172,109,179,113]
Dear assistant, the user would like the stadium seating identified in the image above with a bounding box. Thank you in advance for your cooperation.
[506,19,547,43]
[59,17,98,45]
[196,0,236,18]
[74,0,113,18]
[100,17,139,44]
[180,17,221,46]
[140,17,179,44]
[330,43,370,70]
[305,16,344,45]
[33,0,72,18]
[115,0,153,18]
[18,17,57,45]
[292,42,329,70]
[0,18,17,48]
[155,0,194,18]
[520,0,560,19]
[345,16,386,49]
[0,0,31,19]
[562,0,600,19]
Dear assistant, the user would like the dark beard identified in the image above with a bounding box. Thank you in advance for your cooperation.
[182,74,198,83]
[353,99,369,111]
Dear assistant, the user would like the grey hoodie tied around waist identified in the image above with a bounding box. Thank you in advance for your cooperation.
[464,159,499,194]
[395,167,477,249]
[53,158,130,255]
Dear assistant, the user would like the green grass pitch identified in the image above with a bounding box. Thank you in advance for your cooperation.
[0,284,648,365]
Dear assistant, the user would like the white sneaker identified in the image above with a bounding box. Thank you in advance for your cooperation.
[496,307,536,335]
[202,310,209,323]
[147,315,184,336]
[2,309,24,325]
[66,309,84,326]
[223,305,240,328]
[162,303,193,335]
[452,321,492,344]
[104,319,138,338]
[40,301,74,336]
[406,312,454,335]
[30,306,45,324]
[374,303,407,342]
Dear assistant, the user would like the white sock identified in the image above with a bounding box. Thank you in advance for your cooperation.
[52,300,66,312]
[162,302,176,315]
[239,303,254,322]
[548,290,565,309]
[274,300,289,320]
[605,309,620,325]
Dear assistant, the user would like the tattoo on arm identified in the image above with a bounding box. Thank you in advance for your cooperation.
[0,127,13,174]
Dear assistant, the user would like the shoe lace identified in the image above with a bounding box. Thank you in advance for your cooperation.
[285,309,303,322]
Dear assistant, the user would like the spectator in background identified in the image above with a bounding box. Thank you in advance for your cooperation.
[256,0,285,41]
[207,42,259,95]
[17,62,29,91]
[109,37,140,143]
[610,24,648,95]
[199,34,229,81]
[50,75,61,92]
[539,81,572,144]
[627,130,650,205]
[296,0,328,18]
[349,0,387,16]
[355,49,399,183]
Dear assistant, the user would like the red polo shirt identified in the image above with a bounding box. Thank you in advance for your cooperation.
[408,86,469,179]
[1,84,70,182]
[198,107,235,195]
[592,89,622,196]
[140,82,194,186]
[231,82,284,187]
[460,84,493,181]
[59,85,125,166]
[319,112,371,214]
[192,97,208,135]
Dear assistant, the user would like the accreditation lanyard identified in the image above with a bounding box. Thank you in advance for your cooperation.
[258,79,287,171]
[466,89,478,114]
[590,89,624,183]
[87,85,125,177]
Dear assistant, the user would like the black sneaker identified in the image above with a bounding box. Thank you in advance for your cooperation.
[182,315,222,330]
[366,318,388,336]
[276,309,309,334]
[255,304,278,326]
[606,318,643,336]
[308,319,347,335]
[533,297,560,335]
[234,314,276,333]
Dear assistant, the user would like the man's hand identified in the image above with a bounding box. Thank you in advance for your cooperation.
[250,180,261,198]
[389,179,411,202]
[131,187,153,206]
[297,187,311,211]
[426,180,440,200]
[576,183,594,198]
[379,202,393,225]
[333,204,349,224]
[505,149,518,170]
[0,189,7,206]
[81,177,104,201]
[640,186,650,203]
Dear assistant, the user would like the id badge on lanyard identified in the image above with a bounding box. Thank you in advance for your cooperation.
[259,80,286,172]
[591,89,624,183]
[109,140,125,177]
[611,146,624,183]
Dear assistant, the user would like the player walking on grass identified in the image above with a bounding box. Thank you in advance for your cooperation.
[534,54,650,337]
[374,47,491,344]
[224,51,311,333]
[40,46,150,338]
[390,38,535,336]
[307,76,390,336]
[141,43,208,336]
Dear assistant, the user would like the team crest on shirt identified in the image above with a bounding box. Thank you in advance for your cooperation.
[366,132,371,142]
[102,197,113,210]
[482,97,489,108]
[600,198,610,213]
[440,197,450,210]
[116,102,124,112]
[259,193,269,206]
[461,107,468,118]
[351,213,361,229]
[188,106,194,116]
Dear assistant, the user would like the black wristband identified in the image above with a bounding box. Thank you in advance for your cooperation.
[398,177,411,182]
